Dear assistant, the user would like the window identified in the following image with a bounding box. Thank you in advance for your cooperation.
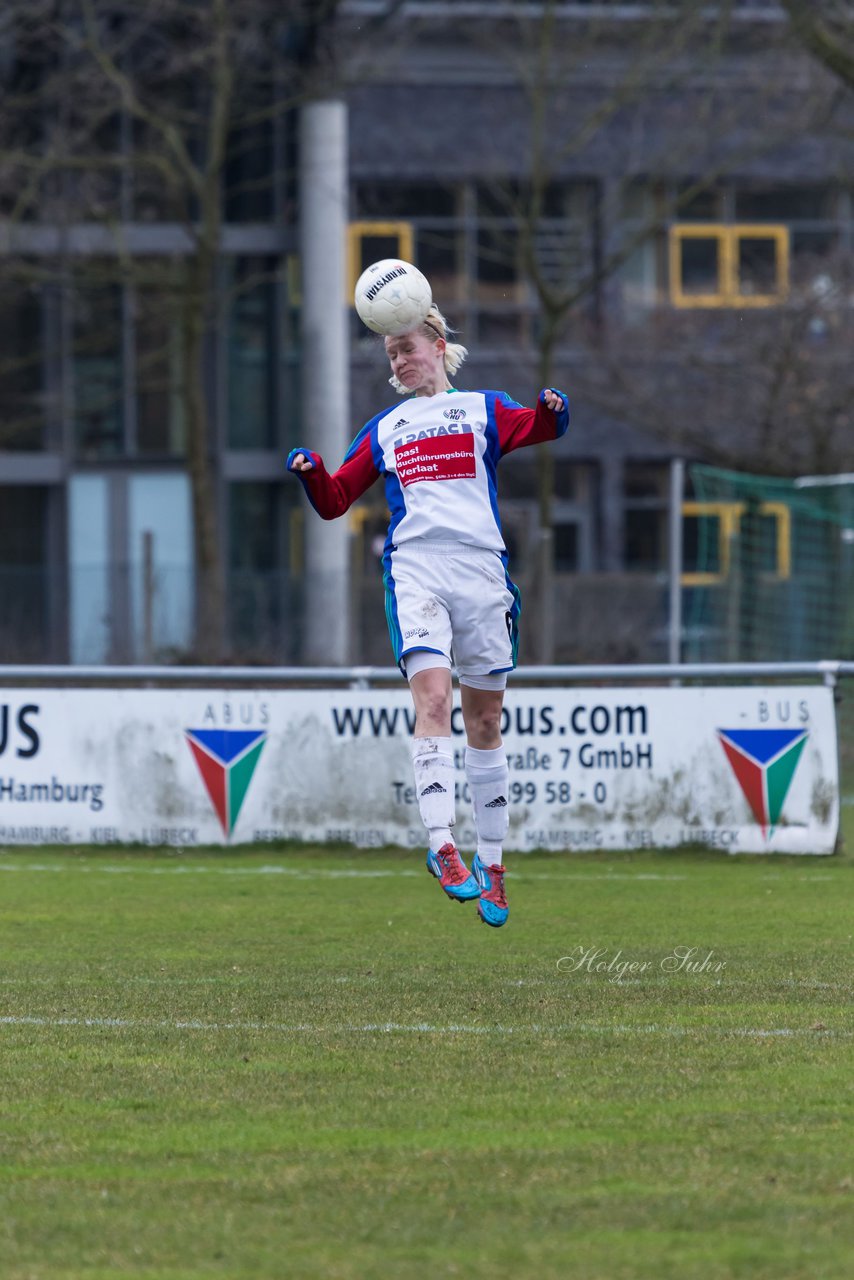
[72,276,124,457]
[68,475,110,664]
[681,501,790,585]
[616,182,666,311]
[66,109,125,222]
[347,222,414,297]
[69,472,193,663]
[735,186,834,222]
[554,522,579,571]
[624,463,669,571]
[135,276,186,455]
[735,185,842,274]
[128,473,193,661]
[669,224,789,307]
[350,179,597,346]
[474,180,598,343]
[553,461,598,573]
[0,269,45,449]
[675,187,725,222]
[354,183,457,220]
[227,257,279,449]
[0,486,50,659]
[132,119,194,223]
[228,482,295,660]
[225,118,274,222]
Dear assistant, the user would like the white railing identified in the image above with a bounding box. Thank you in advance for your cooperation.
[0,661,851,686]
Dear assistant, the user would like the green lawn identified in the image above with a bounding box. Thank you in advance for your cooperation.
[1,818,852,1279]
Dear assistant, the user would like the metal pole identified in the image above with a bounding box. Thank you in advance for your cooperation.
[299,99,350,664]
[668,458,685,665]
[142,530,155,663]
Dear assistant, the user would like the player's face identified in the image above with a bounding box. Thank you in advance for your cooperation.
[384,330,446,395]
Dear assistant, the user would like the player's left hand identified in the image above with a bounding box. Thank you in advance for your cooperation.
[541,388,568,413]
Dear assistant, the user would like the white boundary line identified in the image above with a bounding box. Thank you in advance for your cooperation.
[0,1014,850,1038]
[2,975,851,991]
[0,862,842,882]
[0,863,693,881]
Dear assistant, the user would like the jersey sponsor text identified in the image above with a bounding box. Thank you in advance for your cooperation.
[394,433,477,486]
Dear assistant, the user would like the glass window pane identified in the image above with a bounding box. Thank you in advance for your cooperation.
[128,473,193,660]
[354,182,457,218]
[683,513,722,576]
[0,486,49,659]
[131,69,200,221]
[624,463,668,500]
[67,110,123,221]
[554,522,579,571]
[621,180,658,220]
[135,277,186,456]
[355,233,405,273]
[414,227,462,303]
[133,120,191,221]
[737,236,779,294]
[228,482,294,660]
[679,237,721,295]
[228,257,277,449]
[791,229,839,266]
[225,119,273,221]
[476,226,520,299]
[554,461,582,501]
[624,509,666,571]
[73,277,124,457]
[69,474,110,663]
[735,509,780,574]
[0,267,45,449]
[735,185,834,221]
[230,482,278,572]
[618,233,664,310]
[476,182,522,218]
[676,187,723,221]
[0,22,57,220]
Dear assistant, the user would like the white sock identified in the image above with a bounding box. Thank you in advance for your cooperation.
[411,736,456,851]
[465,745,509,867]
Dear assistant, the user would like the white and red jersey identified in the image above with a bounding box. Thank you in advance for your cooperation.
[291,388,569,557]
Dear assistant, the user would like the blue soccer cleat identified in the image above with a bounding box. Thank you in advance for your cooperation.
[426,843,480,902]
[472,854,509,928]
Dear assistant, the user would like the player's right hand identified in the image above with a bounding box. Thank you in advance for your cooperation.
[287,448,316,473]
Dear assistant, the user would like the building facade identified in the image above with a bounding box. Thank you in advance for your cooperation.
[1,2,852,664]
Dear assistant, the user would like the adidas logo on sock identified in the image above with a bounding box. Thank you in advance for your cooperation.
[486,795,508,808]
[421,782,447,796]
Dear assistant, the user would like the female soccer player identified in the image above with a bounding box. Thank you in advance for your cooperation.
[287,306,568,927]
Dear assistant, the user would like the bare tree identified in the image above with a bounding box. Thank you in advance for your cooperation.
[467,0,829,655]
[570,3,854,479]
[0,0,351,660]
[580,239,854,477]
[782,0,854,89]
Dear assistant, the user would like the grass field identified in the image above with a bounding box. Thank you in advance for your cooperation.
[1,817,853,1279]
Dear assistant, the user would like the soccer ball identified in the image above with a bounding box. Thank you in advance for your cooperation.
[354,259,433,337]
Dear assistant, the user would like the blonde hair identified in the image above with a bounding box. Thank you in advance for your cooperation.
[387,305,468,395]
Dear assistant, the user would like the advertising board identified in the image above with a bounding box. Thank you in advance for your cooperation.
[0,685,839,853]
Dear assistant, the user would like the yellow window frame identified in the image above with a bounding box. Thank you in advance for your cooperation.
[669,224,789,308]
[681,500,791,585]
[347,221,414,298]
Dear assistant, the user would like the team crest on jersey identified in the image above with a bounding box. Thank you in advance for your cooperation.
[443,407,466,420]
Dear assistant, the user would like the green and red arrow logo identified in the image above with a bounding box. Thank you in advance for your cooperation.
[185,728,267,837]
[717,727,808,839]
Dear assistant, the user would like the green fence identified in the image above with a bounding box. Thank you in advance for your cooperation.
[684,466,854,664]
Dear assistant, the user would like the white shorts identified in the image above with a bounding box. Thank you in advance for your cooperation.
[383,540,520,679]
